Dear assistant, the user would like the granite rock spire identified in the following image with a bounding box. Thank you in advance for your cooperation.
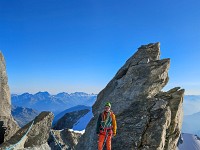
[76,43,184,150]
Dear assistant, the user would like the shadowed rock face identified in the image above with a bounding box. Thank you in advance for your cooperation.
[0,112,54,150]
[53,109,90,130]
[76,43,184,150]
[11,106,40,127]
[0,52,19,142]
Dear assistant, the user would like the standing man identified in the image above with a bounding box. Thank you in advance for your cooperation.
[96,102,117,150]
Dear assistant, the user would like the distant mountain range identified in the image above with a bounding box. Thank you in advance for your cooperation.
[11,106,40,127]
[11,92,97,115]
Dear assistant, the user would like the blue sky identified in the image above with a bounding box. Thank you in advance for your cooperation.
[0,0,200,94]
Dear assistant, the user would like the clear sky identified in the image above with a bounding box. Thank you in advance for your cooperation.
[0,0,200,95]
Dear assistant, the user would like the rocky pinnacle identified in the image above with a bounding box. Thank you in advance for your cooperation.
[76,43,184,150]
[0,52,19,142]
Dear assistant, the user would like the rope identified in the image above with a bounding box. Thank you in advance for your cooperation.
[101,111,112,150]
[6,120,34,150]
[104,111,110,128]
[102,129,109,150]
[50,129,63,150]
[102,111,112,130]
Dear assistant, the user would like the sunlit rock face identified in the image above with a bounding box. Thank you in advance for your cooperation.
[0,52,19,142]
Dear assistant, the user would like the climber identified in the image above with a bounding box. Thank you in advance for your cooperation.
[96,102,117,150]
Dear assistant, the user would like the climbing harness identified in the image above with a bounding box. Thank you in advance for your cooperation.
[50,129,63,150]
[104,111,110,127]
[6,120,34,150]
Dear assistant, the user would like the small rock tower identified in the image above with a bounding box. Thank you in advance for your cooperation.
[0,51,19,142]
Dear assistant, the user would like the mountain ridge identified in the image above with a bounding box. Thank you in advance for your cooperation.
[11,105,40,127]
[53,105,91,125]
[11,92,97,115]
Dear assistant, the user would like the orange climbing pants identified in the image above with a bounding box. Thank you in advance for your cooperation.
[98,130,112,150]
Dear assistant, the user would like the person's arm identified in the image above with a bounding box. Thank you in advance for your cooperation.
[112,113,117,136]
[96,114,102,134]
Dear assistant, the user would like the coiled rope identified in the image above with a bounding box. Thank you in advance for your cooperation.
[6,120,34,150]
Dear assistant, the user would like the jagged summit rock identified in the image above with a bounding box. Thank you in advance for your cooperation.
[93,42,169,116]
[0,52,19,142]
[0,111,54,150]
[76,43,184,150]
